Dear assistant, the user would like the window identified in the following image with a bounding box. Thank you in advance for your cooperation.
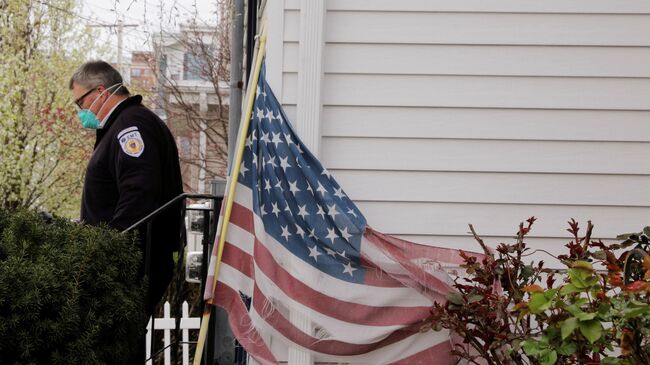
[183,52,209,81]
[131,68,142,77]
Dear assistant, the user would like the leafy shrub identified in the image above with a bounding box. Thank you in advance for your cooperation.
[429,218,650,365]
[0,209,147,364]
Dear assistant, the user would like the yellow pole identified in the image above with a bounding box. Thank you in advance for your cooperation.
[192,20,268,365]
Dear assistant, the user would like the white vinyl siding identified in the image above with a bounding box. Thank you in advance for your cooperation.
[270,1,650,267]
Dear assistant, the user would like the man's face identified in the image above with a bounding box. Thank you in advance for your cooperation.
[71,83,105,111]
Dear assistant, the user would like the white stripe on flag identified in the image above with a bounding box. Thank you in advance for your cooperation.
[252,262,408,344]
[248,305,451,364]
[219,263,254,297]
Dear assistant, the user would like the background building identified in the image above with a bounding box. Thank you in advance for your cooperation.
[130,24,230,194]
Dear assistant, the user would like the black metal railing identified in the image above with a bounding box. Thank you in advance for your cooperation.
[123,193,222,365]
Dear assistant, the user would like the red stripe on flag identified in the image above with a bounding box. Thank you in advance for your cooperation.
[388,339,455,365]
[221,243,254,278]
[230,201,254,233]
[253,239,433,327]
[366,226,483,266]
[213,282,277,365]
[364,228,457,295]
[251,284,433,356]
[359,256,407,288]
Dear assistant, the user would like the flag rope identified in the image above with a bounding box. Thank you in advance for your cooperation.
[192,19,268,365]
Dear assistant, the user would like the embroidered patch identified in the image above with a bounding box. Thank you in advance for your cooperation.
[118,127,145,157]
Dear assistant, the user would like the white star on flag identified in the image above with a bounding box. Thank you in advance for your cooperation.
[321,169,331,179]
[342,262,357,277]
[325,227,338,244]
[297,204,309,219]
[260,131,270,144]
[308,245,321,261]
[295,224,305,238]
[271,202,280,217]
[239,163,248,177]
[316,182,327,196]
[289,180,300,194]
[281,225,291,241]
[265,156,277,168]
[327,204,339,220]
[271,132,284,148]
[280,156,291,171]
[284,133,294,146]
[316,206,326,219]
[256,107,265,120]
[340,227,353,241]
[334,187,346,199]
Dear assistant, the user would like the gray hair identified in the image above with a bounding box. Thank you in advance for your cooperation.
[69,60,130,95]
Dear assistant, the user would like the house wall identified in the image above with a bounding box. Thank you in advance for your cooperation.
[266,0,650,266]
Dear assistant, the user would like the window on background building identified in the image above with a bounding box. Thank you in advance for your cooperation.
[160,54,168,75]
[183,50,211,81]
[177,136,191,158]
[183,53,201,80]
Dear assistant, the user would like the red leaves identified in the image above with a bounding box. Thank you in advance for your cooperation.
[567,218,580,236]
[459,250,477,265]
[546,272,556,288]
[609,273,624,288]
[624,280,647,293]
[518,216,537,236]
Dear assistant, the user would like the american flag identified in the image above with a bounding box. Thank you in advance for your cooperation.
[204,65,467,364]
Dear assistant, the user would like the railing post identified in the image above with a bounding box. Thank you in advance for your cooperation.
[182,301,191,365]
[164,302,171,365]
[145,317,153,365]
[172,203,187,365]
[146,220,156,359]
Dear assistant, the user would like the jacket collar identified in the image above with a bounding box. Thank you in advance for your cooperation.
[95,95,143,147]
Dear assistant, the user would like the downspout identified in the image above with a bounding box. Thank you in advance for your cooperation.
[228,0,246,168]
[245,0,258,84]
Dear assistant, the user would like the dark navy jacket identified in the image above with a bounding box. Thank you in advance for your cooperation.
[80,95,183,312]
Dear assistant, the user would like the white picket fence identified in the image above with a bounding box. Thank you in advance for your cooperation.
[145,301,201,365]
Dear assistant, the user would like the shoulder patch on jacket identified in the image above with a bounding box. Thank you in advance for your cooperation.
[117,127,145,157]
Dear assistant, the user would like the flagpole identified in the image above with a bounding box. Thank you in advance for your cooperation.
[192,19,268,365]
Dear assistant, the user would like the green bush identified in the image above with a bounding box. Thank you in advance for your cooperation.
[0,209,147,365]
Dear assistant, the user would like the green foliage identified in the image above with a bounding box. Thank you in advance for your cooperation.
[0,0,105,217]
[430,218,650,364]
[0,209,146,364]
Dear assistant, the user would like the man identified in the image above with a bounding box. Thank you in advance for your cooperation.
[69,60,183,320]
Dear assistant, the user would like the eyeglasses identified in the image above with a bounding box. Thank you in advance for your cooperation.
[73,88,97,109]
